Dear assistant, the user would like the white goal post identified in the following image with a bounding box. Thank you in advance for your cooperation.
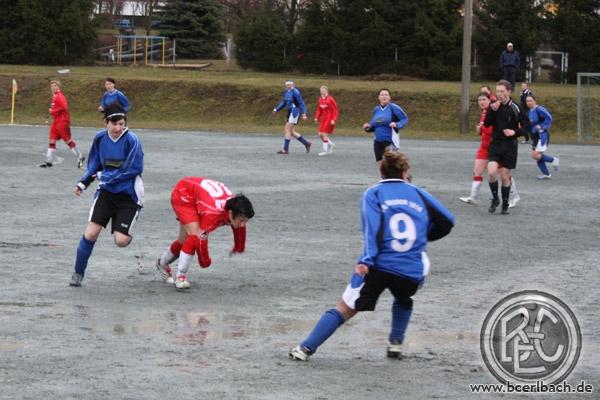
[577,73,600,143]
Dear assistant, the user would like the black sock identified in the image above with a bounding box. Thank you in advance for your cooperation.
[489,181,499,200]
[501,184,511,206]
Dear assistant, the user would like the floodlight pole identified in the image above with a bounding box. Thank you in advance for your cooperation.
[460,0,473,134]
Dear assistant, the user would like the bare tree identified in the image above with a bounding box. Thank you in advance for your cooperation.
[130,0,165,35]
[96,0,126,16]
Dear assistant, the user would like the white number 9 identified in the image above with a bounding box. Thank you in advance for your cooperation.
[389,213,416,252]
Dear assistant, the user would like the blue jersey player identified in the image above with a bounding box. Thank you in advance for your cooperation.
[289,151,454,361]
[272,80,312,154]
[69,105,144,287]
[525,94,559,179]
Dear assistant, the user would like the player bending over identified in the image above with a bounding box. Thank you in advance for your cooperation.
[289,151,454,361]
[155,177,254,290]
[69,105,144,286]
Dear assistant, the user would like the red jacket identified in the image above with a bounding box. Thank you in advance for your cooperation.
[50,90,70,124]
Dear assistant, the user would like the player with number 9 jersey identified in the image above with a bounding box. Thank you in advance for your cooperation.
[289,151,454,362]
[155,177,255,290]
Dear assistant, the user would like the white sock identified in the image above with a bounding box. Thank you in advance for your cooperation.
[159,248,178,268]
[470,180,482,199]
[71,146,82,158]
[176,251,194,276]
[46,148,55,163]
[322,141,328,152]
[510,177,519,197]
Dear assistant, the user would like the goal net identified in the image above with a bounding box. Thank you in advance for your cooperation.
[577,73,600,142]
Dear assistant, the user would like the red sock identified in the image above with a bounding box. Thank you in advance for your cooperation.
[181,235,198,255]
[170,240,182,257]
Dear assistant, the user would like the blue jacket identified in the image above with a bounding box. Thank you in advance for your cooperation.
[101,90,130,113]
[274,87,307,116]
[368,103,408,142]
[78,128,144,205]
[528,105,552,135]
[357,179,454,283]
[500,50,520,68]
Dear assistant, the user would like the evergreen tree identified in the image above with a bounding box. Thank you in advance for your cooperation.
[0,0,96,65]
[293,1,336,73]
[474,0,544,82]
[233,7,289,71]
[547,0,600,83]
[159,0,226,59]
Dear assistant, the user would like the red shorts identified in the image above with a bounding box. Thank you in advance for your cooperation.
[49,121,72,142]
[170,186,199,225]
[318,120,335,134]
[475,145,489,160]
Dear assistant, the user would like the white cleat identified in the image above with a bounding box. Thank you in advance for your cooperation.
[289,345,311,361]
[537,174,551,180]
[459,196,478,205]
[551,157,560,171]
[386,340,403,359]
[175,274,190,290]
[318,151,328,156]
[77,156,86,169]
[155,258,173,282]
[508,196,520,209]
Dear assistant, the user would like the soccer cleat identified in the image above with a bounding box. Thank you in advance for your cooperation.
[508,195,520,209]
[77,155,86,169]
[289,345,311,361]
[155,258,173,282]
[69,273,83,287]
[318,151,328,156]
[551,157,560,171]
[459,196,478,205]
[537,174,551,180]
[39,162,53,168]
[305,142,312,153]
[501,204,510,215]
[175,274,190,290]
[276,149,289,155]
[488,198,500,213]
[386,340,403,359]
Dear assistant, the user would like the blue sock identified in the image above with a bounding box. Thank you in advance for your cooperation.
[301,309,345,353]
[389,300,412,342]
[75,235,96,275]
[283,139,290,152]
[297,136,309,145]
[541,154,554,163]
[537,159,550,175]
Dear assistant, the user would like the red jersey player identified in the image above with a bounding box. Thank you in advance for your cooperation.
[155,177,255,290]
[314,85,339,156]
[40,80,85,168]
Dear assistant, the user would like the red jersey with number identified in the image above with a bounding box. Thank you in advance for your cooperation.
[171,176,246,253]
[314,95,339,134]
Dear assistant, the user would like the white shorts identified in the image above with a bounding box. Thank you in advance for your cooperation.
[287,108,300,125]
[534,132,549,153]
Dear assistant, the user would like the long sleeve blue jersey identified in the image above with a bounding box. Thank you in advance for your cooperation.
[528,105,552,134]
[274,88,307,116]
[101,90,130,113]
[357,179,454,283]
[78,128,144,205]
[368,103,408,142]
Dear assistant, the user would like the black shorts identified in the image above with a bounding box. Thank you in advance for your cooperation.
[90,190,141,236]
[488,140,518,170]
[373,140,393,162]
[344,269,419,312]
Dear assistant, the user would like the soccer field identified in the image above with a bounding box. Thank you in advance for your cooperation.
[1,125,598,399]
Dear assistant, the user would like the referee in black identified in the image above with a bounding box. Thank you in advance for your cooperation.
[484,80,528,215]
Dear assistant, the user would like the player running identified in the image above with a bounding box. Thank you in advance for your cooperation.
[155,177,254,290]
[69,105,144,287]
[40,80,85,168]
[526,95,559,179]
[314,85,339,156]
[289,151,454,361]
[273,80,311,154]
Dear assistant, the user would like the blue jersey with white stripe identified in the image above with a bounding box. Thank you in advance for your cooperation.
[368,103,408,142]
[357,179,454,282]
[101,90,130,113]
[528,105,552,134]
[274,87,307,115]
[79,128,144,205]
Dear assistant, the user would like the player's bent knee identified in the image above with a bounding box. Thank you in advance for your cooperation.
[114,235,132,247]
